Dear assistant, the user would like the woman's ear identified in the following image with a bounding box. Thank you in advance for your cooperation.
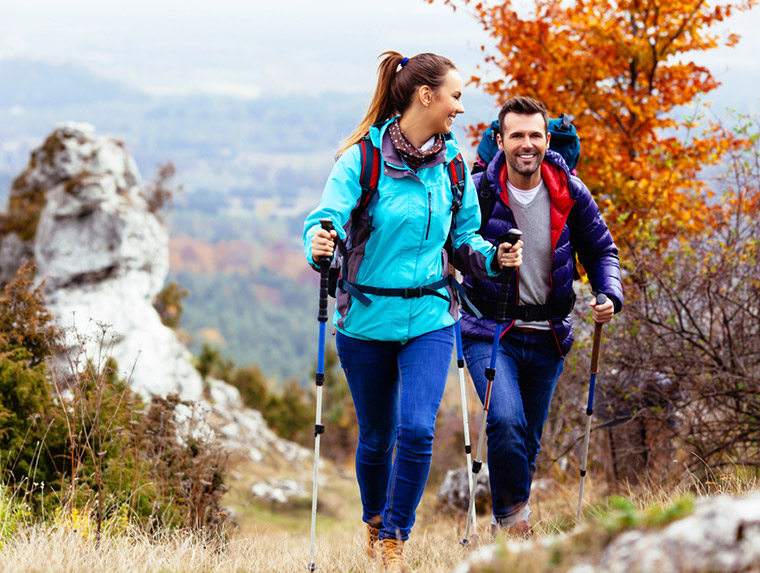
[418,85,433,107]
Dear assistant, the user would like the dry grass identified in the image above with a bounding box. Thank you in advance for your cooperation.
[3,387,759,573]
[0,451,493,573]
[1,464,759,572]
[0,519,476,573]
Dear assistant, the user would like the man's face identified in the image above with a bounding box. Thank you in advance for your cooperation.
[497,112,550,188]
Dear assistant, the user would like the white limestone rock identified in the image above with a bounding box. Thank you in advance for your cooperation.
[251,479,308,505]
[577,493,760,573]
[206,377,310,465]
[437,466,491,514]
[454,493,760,573]
[7,122,203,399]
[2,123,311,467]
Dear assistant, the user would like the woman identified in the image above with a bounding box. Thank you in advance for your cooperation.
[303,51,521,571]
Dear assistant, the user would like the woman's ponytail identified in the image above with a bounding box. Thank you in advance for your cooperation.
[338,51,405,153]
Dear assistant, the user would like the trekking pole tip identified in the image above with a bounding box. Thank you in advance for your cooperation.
[460,532,481,548]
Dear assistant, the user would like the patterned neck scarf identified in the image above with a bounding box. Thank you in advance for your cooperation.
[387,119,443,171]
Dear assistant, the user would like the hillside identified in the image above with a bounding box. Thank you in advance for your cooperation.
[0,59,496,202]
[169,234,322,382]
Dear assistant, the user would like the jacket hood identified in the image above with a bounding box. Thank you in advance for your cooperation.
[545,148,572,177]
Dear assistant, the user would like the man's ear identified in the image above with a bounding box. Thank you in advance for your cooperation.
[496,133,504,151]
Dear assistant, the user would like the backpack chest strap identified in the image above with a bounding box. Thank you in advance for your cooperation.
[338,276,452,306]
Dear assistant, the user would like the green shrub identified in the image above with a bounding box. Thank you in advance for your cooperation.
[0,264,229,534]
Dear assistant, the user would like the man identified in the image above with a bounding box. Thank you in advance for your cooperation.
[455,96,623,536]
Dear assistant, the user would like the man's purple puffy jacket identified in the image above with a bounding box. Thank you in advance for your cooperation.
[455,148,623,356]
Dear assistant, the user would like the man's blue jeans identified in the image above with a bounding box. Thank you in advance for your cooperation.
[336,325,454,541]
[462,328,564,520]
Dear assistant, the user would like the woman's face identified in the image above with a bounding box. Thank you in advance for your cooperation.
[427,68,465,134]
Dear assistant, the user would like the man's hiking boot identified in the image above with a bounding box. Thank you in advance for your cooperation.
[365,522,381,558]
[491,519,533,539]
[490,501,533,539]
[379,538,412,572]
[510,519,533,538]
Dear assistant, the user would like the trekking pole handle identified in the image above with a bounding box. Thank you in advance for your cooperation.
[590,293,606,374]
[495,229,522,324]
[317,219,334,323]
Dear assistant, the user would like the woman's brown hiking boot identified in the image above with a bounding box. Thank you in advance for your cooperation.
[379,538,412,572]
[365,522,381,558]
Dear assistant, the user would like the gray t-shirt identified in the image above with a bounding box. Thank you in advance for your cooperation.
[506,179,552,330]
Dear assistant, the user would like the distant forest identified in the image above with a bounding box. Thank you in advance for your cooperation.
[168,217,324,383]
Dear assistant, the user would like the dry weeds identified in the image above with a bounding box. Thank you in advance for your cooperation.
[0,520,480,573]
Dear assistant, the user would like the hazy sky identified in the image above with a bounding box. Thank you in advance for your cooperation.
[1,0,758,109]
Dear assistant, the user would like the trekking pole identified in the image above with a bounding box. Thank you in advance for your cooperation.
[461,229,522,546]
[309,218,333,571]
[454,315,477,536]
[575,292,607,525]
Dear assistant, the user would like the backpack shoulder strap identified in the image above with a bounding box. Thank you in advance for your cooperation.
[442,152,469,262]
[358,137,381,211]
[329,138,382,304]
[447,153,466,225]
[476,171,496,235]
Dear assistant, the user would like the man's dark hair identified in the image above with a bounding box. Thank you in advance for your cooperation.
[498,96,550,135]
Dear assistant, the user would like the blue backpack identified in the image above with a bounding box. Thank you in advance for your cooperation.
[547,114,581,172]
[475,114,581,172]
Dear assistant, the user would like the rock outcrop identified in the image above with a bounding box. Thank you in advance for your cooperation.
[0,123,309,467]
[437,466,491,515]
[573,493,760,573]
[454,493,760,573]
[1,122,199,398]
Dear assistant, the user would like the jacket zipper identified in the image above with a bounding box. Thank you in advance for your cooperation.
[547,262,564,355]
[425,190,432,240]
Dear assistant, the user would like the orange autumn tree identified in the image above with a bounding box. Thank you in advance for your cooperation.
[429,0,756,250]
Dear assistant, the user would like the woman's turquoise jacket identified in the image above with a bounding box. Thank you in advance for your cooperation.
[303,118,498,343]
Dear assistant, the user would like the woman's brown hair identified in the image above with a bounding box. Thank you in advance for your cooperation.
[338,51,457,153]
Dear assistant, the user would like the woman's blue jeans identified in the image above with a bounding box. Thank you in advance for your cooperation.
[462,328,564,520]
[336,325,454,541]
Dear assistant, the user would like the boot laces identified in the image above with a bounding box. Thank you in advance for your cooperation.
[381,539,411,572]
[366,524,380,558]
